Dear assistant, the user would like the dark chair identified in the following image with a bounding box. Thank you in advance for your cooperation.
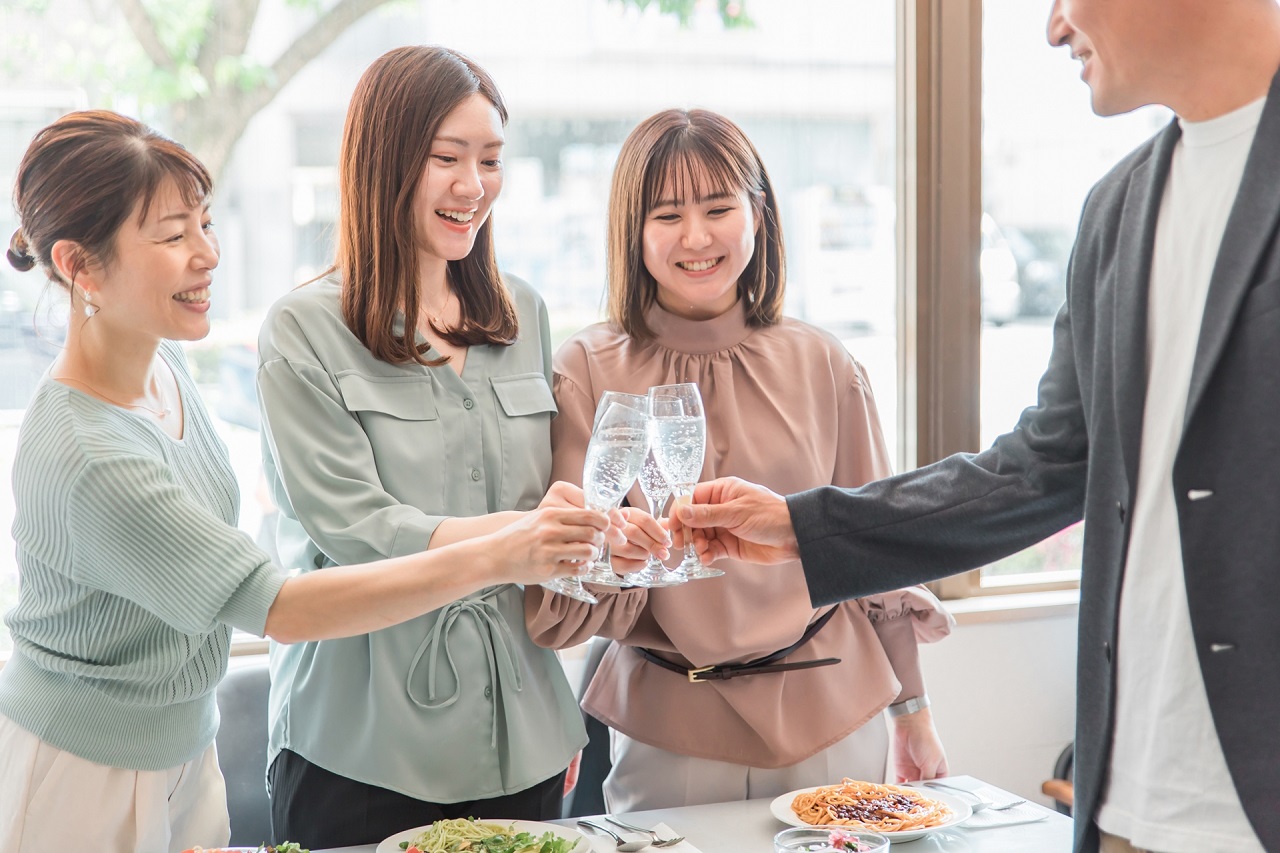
[1041,741,1074,816]
[564,637,613,818]
[215,660,273,846]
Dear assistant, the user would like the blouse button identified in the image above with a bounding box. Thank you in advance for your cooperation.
[484,686,493,699]
[464,399,474,410]
[471,468,482,481]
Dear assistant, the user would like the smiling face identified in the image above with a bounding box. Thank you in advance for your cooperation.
[412,92,505,271]
[79,177,219,343]
[642,165,758,321]
[1047,0,1183,116]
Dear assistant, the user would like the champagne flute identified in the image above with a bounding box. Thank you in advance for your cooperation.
[623,446,683,588]
[541,393,646,602]
[580,392,648,585]
[579,400,649,588]
[648,383,724,580]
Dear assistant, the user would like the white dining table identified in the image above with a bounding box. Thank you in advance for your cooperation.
[317,775,1072,853]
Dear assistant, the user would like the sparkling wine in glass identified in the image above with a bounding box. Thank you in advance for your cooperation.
[541,393,647,602]
[580,392,648,586]
[623,447,683,588]
[648,383,724,580]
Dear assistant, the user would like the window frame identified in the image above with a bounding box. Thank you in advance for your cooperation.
[901,0,1079,599]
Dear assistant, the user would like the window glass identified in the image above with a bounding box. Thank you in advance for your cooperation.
[0,0,898,650]
[979,0,1168,584]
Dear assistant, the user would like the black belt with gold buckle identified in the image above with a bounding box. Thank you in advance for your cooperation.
[634,607,841,684]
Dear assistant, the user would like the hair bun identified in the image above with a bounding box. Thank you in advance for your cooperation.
[7,229,35,272]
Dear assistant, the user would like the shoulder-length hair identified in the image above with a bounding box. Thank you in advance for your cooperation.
[607,108,785,341]
[331,45,517,366]
[8,110,211,290]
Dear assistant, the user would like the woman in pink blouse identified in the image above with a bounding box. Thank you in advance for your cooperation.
[525,109,953,811]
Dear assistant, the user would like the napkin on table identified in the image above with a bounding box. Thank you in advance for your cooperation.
[582,822,702,853]
[923,781,1050,831]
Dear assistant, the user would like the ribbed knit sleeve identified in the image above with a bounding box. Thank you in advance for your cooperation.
[66,453,282,636]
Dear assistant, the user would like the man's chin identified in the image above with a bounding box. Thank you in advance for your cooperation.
[1089,88,1156,119]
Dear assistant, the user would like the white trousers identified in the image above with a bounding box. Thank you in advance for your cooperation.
[0,714,230,853]
[603,714,889,812]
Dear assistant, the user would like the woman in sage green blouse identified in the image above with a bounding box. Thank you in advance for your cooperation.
[0,111,609,853]
[255,47,655,848]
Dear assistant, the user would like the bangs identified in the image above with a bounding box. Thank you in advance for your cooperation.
[643,136,753,211]
[134,141,213,224]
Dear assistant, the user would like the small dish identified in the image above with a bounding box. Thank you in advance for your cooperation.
[773,826,890,852]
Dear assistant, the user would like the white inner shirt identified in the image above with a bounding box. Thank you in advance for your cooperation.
[1096,96,1266,853]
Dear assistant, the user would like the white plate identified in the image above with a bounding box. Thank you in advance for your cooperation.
[376,819,591,853]
[769,784,973,843]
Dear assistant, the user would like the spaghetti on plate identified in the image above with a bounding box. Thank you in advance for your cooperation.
[791,779,953,832]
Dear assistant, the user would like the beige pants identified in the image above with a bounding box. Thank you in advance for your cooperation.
[603,714,890,811]
[1099,830,1157,853]
[0,713,230,853]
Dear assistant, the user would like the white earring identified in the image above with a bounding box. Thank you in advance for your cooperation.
[80,289,98,318]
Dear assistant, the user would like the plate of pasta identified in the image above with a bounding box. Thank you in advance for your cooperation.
[375,818,590,853]
[770,778,972,843]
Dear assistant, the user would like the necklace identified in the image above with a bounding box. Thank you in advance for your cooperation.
[421,290,456,328]
[55,374,174,418]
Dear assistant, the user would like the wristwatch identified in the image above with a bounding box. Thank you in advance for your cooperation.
[887,694,930,717]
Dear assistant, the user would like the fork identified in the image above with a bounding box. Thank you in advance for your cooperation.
[921,779,1027,812]
[605,816,686,848]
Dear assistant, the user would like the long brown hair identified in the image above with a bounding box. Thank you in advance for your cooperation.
[332,45,517,366]
[607,109,785,342]
[7,110,211,292]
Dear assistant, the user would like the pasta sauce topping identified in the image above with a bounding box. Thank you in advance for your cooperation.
[791,779,953,833]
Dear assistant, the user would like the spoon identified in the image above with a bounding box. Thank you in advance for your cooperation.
[578,818,652,851]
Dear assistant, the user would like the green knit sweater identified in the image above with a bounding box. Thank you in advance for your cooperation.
[0,342,287,770]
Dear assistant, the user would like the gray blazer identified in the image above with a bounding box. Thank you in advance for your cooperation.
[788,71,1280,852]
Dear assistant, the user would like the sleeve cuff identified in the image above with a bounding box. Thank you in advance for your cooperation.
[217,561,290,636]
[872,614,926,702]
[391,515,448,555]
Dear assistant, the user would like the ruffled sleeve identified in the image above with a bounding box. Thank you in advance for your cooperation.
[858,586,954,702]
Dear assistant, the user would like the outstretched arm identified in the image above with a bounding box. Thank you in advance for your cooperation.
[266,504,610,643]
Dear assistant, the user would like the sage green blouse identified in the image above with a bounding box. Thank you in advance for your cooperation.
[256,275,586,803]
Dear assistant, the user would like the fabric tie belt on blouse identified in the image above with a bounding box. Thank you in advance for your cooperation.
[634,606,841,683]
[405,586,521,747]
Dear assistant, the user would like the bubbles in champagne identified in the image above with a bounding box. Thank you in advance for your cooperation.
[638,450,672,504]
[583,427,647,510]
[650,415,706,486]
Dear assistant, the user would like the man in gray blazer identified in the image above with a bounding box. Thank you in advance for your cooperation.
[676,1,1280,851]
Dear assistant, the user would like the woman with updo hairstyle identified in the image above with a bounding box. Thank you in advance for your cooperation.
[525,108,955,810]
[0,110,612,852]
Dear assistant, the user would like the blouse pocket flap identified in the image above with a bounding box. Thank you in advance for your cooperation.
[491,373,558,417]
[337,373,439,421]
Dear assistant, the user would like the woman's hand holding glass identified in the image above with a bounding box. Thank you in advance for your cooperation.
[608,504,672,579]
[647,382,724,580]
[621,447,684,587]
[490,500,613,587]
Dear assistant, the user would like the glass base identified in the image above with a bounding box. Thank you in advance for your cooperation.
[582,560,631,586]
[540,577,598,604]
[622,560,687,588]
[679,555,724,580]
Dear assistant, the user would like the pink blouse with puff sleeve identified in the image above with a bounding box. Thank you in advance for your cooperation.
[525,301,952,768]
